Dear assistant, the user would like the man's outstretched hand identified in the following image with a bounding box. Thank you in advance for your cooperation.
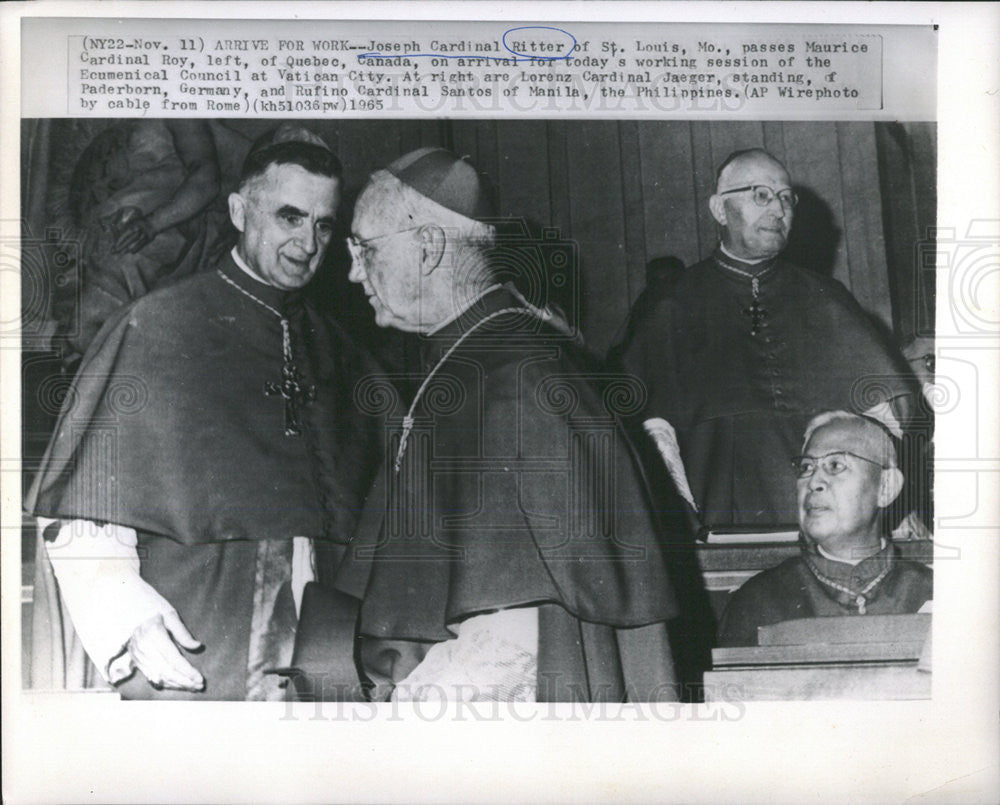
[127,611,205,692]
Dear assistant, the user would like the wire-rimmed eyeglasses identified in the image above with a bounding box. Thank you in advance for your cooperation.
[346,225,423,260]
[791,451,888,479]
[719,185,798,209]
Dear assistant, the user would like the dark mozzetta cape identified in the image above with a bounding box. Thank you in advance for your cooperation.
[27,254,383,545]
[717,537,933,647]
[617,251,916,527]
[335,286,681,701]
[25,255,384,699]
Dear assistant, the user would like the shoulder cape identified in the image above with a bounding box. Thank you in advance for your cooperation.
[26,255,384,545]
[617,252,917,426]
[335,286,681,644]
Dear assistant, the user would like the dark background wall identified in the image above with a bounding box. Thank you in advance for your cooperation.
[22,118,936,361]
[19,118,936,684]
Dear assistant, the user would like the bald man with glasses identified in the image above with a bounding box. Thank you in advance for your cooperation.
[616,148,918,530]
[717,411,932,647]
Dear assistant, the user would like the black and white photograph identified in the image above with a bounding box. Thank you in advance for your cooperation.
[17,116,937,703]
[2,4,997,804]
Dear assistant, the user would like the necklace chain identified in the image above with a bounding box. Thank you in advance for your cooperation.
[714,256,774,335]
[713,257,775,301]
[394,307,537,473]
[804,553,892,615]
[217,269,293,363]
[216,269,317,436]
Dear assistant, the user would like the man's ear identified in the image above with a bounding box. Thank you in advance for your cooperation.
[708,194,728,227]
[418,224,446,275]
[877,467,905,508]
[228,192,247,234]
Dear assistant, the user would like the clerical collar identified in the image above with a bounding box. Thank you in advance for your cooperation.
[231,248,272,287]
[719,243,772,266]
[818,537,888,566]
[713,246,778,277]
[220,248,299,314]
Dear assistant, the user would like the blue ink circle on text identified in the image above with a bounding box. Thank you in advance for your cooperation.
[502,27,578,61]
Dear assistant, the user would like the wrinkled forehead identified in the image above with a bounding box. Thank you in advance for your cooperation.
[720,154,791,191]
[351,188,380,230]
[805,420,891,464]
[353,177,405,235]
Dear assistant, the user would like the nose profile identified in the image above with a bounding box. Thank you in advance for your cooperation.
[298,224,318,256]
[348,255,365,283]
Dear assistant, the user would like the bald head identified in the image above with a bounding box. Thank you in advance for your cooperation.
[796,411,905,559]
[710,149,794,261]
[715,149,788,192]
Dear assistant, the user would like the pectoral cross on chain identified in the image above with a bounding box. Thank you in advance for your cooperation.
[264,319,316,437]
[742,276,768,336]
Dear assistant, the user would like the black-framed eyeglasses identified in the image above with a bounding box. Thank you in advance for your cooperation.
[791,451,888,479]
[719,185,798,209]
[346,225,423,260]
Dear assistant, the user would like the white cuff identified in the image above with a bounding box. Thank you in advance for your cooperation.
[643,417,698,511]
[41,518,177,684]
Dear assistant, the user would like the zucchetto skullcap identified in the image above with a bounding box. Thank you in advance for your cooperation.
[386,147,495,221]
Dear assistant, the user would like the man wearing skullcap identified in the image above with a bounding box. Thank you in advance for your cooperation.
[26,128,383,699]
[334,147,681,702]
[615,148,918,529]
[718,411,932,647]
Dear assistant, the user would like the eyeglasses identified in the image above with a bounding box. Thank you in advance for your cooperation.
[908,353,935,374]
[346,226,422,261]
[719,185,798,209]
[791,451,888,478]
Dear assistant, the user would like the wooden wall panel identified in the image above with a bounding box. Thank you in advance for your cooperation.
[561,121,630,356]
[761,121,788,166]
[782,122,851,285]
[495,120,551,226]
[874,122,937,341]
[837,122,893,330]
[449,119,500,193]
[31,119,915,359]
[637,121,700,274]
[689,122,719,261]
[329,120,412,198]
[544,121,572,238]
[619,121,649,304]
[707,120,765,169]
[321,120,908,350]
[908,123,937,337]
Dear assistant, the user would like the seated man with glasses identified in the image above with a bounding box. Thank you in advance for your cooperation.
[717,410,932,647]
[616,147,916,529]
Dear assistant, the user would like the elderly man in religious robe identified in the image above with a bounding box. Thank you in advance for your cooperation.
[718,411,932,647]
[331,148,682,702]
[615,148,918,528]
[26,131,383,700]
